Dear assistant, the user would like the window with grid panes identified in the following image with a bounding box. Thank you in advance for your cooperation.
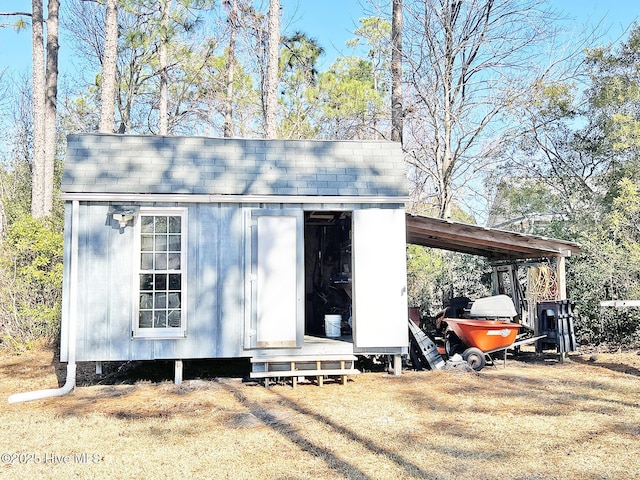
[135,209,187,337]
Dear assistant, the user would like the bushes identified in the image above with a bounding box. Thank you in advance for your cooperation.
[567,178,640,347]
[406,244,491,320]
[0,214,63,348]
[575,308,640,346]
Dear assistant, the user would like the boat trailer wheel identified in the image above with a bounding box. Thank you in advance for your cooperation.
[462,347,486,371]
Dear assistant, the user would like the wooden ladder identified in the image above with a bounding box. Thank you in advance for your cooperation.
[250,355,360,388]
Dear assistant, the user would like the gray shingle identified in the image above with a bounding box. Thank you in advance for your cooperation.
[62,134,408,197]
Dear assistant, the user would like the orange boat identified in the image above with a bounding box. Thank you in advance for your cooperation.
[443,318,520,353]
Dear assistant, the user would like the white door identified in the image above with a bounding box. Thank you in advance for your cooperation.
[249,212,304,349]
[352,208,408,349]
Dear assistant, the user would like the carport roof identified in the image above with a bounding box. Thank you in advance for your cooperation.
[406,214,581,261]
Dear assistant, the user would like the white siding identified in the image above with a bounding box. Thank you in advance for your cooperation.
[64,203,247,361]
[63,201,408,362]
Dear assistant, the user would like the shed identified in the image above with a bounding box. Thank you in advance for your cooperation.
[59,134,410,382]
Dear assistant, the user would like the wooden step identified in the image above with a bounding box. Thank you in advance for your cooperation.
[251,354,358,363]
[250,355,359,388]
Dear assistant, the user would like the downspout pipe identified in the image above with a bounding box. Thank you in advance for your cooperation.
[8,200,79,404]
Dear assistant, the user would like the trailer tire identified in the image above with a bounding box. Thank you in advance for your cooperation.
[462,347,486,371]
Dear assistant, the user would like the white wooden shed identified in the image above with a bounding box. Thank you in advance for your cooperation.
[59,134,410,383]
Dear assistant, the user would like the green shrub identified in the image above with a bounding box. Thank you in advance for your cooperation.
[567,178,640,347]
[0,214,63,348]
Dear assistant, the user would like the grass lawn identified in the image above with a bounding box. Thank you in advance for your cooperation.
[1,346,639,480]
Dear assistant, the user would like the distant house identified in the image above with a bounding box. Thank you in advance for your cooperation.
[60,134,410,382]
[485,178,561,232]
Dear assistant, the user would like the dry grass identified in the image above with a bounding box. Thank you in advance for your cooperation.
[1,347,640,480]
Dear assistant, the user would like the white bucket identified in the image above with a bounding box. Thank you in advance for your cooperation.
[324,314,342,338]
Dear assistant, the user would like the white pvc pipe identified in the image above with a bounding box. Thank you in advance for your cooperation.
[8,200,79,404]
[7,364,77,404]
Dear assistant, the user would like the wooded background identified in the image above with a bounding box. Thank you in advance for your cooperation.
[1,0,639,348]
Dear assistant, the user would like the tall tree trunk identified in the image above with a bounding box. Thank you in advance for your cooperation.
[223,0,238,138]
[99,0,119,133]
[391,0,403,143]
[31,0,46,218]
[158,0,170,135]
[439,0,456,219]
[264,0,280,139]
[43,0,59,216]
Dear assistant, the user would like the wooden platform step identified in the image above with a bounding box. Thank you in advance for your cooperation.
[250,355,360,388]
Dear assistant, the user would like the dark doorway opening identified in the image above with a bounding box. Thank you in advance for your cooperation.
[304,211,353,337]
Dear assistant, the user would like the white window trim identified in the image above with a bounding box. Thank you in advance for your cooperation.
[133,207,188,339]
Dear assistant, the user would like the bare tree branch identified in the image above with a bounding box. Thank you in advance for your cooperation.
[401,0,591,220]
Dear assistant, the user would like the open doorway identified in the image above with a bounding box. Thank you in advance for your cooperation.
[304,211,353,338]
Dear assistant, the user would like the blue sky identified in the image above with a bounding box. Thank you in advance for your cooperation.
[0,0,638,77]
[0,0,368,74]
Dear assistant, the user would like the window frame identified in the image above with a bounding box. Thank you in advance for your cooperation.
[132,207,188,339]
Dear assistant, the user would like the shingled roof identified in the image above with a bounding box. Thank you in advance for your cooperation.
[61,134,408,198]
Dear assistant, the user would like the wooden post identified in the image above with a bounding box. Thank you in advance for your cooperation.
[174,359,183,385]
[556,255,567,300]
[393,354,402,376]
[491,267,500,295]
[95,361,103,375]
[291,361,296,389]
[556,255,568,362]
